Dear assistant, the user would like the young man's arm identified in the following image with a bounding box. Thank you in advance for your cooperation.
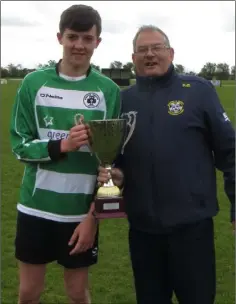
[10,77,67,163]
[10,77,89,163]
[202,81,235,223]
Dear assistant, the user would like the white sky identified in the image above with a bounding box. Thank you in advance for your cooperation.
[1,1,235,73]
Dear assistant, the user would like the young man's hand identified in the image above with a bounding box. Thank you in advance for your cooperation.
[68,214,97,255]
[61,124,90,152]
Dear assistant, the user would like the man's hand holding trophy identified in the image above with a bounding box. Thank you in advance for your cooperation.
[97,166,124,189]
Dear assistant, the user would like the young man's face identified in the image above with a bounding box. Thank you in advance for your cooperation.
[57,25,101,68]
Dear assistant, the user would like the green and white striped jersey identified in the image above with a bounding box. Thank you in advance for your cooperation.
[10,66,121,222]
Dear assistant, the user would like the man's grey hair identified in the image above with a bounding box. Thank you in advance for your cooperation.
[133,25,171,51]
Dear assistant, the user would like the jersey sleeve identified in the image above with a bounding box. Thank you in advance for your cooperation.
[10,77,52,163]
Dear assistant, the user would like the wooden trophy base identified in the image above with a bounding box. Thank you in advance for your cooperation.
[94,196,127,219]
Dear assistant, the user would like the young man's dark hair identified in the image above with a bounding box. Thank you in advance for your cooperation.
[59,4,102,37]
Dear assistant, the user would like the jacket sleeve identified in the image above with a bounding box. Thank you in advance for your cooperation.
[202,81,235,222]
[10,77,65,163]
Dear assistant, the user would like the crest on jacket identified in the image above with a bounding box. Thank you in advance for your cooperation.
[168,100,184,116]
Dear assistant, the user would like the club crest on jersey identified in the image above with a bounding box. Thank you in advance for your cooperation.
[168,100,184,116]
[83,93,100,108]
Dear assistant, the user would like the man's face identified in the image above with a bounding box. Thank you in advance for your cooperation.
[57,25,101,68]
[132,30,174,77]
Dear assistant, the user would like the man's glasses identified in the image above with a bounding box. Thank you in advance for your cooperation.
[134,44,170,55]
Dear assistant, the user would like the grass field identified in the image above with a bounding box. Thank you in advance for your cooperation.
[1,80,235,303]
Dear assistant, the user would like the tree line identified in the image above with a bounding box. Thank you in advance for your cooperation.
[1,60,235,80]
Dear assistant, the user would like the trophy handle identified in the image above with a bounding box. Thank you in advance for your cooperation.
[74,113,84,125]
[121,111,137,154]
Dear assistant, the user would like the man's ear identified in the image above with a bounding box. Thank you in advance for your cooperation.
[132,53,135,63]
[57,32,63,45]
[96,37,102,48]
[169,47,175,61]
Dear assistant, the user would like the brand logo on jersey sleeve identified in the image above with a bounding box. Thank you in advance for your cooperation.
[83,93,100,108]
[168,100,184,116]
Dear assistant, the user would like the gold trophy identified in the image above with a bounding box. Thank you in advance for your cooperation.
[88,119,128,219]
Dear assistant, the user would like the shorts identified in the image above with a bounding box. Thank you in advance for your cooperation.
[15,211,99,269]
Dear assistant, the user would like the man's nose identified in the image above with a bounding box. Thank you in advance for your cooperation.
[73,38,84,49]
[146,47,155,56]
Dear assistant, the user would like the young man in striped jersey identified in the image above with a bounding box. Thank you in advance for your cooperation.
[10,4,120,304]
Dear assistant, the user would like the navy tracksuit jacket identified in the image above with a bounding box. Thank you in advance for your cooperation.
[115,64,235,234]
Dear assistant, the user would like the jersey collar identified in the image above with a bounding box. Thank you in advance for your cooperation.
[55,59,92,78]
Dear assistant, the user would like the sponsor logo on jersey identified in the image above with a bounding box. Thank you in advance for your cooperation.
[40,93,63,99]
[168,100,184,115]
[83,93,100,108]
[47,130,69,140]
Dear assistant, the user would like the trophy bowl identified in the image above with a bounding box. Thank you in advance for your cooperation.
[88,119,127,219]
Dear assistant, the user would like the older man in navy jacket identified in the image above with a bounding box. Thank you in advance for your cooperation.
[97,25,235,304]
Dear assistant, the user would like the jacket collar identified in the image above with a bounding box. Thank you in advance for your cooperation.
[135,64,176,88]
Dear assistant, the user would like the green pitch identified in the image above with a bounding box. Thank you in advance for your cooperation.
[1,80,235,303]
